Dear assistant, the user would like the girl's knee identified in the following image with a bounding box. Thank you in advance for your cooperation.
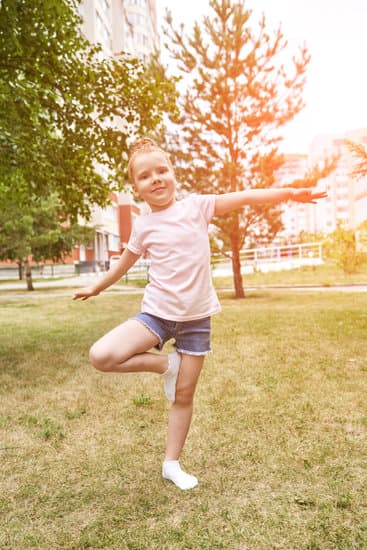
[89,343,112,372]
[174,384,195,407]
[89,341,132,372]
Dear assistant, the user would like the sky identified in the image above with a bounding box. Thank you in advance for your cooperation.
[156,0,367,154]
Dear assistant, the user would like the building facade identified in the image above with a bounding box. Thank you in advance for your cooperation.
[308,128,367,234]
[78,0,158,59]
[75,0,158,268]
[274,154,309,241]
[275,129,367,240]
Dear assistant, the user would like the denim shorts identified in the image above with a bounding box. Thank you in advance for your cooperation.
[132,312,211,356]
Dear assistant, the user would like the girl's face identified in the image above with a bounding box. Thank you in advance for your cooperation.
[132,151,176,212]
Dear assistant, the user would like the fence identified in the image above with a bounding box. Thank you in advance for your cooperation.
[0,260,151,282]
[0,243,322,281]
[0,263,76,280]
[122,261,150,282]
[212,242,323,276]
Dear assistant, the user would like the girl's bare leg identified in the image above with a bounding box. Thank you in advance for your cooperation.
[90,322,204,489]
[89,319,166,374]
[162,354,205,490]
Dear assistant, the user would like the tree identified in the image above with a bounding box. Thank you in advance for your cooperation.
[0,187,95,290]
[0,0,178,221]
[347,140,367,179]
[324,222,366,275]
[163,0,333,297]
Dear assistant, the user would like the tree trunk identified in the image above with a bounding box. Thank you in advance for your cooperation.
[17,261,23,280]
[25,260,34,291]
[231,237,245,299]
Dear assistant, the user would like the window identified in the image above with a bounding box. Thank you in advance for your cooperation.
[127,0,146,6]
[96,12,111,49]
[129,12,146,26]
[99,0,110,12]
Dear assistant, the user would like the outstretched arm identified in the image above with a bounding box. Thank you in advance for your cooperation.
[72,248,140,301]
[214,188,328,216]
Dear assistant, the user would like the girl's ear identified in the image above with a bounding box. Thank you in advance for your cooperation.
[132,184,140,200]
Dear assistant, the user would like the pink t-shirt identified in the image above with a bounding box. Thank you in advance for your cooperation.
[127,194,221,321]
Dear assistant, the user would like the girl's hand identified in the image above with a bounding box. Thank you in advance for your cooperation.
[72,286,99,301]
[291,188,328,204]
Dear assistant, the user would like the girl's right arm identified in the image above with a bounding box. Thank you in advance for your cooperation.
[72,248,141,301]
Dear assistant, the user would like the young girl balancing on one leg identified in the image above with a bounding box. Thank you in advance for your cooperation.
[73,138,327,490]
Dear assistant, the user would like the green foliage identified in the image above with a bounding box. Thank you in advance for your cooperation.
[163,0,334,297]
[0,0,178,220]
[324,223,366,274]
[0,191,95,264]
[0,185,96,287]
[298,230,326,244]
[18,414,65,441]
[132,395,154,407]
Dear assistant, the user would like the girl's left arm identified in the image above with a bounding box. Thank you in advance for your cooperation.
[214,188,328,216]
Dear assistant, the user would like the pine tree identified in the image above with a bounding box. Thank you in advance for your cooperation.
[164,0,329,297]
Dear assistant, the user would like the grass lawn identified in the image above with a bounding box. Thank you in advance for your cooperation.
[1,291,367,549]
[213,261,367,289]
[116,261,367,290]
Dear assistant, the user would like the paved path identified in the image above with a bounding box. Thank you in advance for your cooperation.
[0,274,113,290]
[1,275,367,300]
[0,275,144,299]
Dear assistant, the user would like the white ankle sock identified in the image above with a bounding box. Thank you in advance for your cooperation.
[162,460,198,490]
[162,352,181,402]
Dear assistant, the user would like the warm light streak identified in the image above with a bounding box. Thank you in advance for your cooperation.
[158,0,367,154]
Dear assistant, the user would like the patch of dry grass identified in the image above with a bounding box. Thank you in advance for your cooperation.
[1,292,367,549]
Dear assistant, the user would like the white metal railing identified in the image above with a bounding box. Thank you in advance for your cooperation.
[0,244,323,281]
[122,260,150,282]
[212,242,323,275]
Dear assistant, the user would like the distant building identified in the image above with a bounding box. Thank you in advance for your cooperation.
[308,128,367,233]
[75,0,158,268]
[274,154,310,240]
[275,130,367,240]
[78,0,158,59]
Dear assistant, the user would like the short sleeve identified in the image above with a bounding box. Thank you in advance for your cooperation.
[127,219,144,256]
[191,194,216,224]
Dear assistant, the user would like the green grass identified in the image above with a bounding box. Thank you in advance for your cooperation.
[213,261,367,288]
[1,292,367,549]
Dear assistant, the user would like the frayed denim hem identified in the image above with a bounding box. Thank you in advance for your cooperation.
[176,348,212,356]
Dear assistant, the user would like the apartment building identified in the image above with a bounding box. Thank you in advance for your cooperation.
[75,0,158,268]
[274,154,309,240]
[78,0,158,59]
[275,130,367,240]
[308,128,367,234]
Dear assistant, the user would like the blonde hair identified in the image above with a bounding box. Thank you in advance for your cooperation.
[127,137,172,183]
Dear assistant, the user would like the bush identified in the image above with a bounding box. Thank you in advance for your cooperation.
[324,223,366,274]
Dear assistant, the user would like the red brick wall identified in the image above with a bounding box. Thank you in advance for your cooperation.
[118,204,132,246]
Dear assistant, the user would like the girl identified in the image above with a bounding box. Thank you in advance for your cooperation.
[73,138,327,490]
